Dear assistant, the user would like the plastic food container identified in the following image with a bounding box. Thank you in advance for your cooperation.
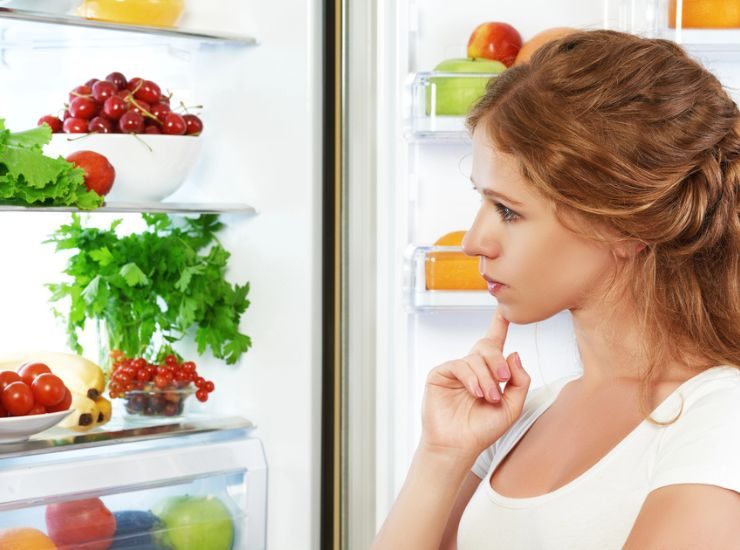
[425,246,487,291]
[122,387,194,418]
[77,0,186,28]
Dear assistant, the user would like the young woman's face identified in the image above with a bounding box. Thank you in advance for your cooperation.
[462,125,618,324]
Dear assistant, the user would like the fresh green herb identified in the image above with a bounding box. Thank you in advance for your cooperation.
[46,213,252,365]
[0,119,104,210]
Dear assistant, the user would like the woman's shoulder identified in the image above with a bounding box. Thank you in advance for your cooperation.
[649,365,740,492]
[675,365,740,410]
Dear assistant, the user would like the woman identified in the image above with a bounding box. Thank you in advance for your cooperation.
[373,30,739,549]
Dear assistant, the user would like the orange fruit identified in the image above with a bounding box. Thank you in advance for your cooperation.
[668,0,740,28]
[513,27,578,66]
[0,528,57,550]
[425,231,486,291]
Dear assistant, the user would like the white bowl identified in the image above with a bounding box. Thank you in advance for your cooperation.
[0,410,73,443]
[45,133,203,203]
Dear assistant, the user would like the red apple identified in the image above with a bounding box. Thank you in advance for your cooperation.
[46,497,116,550]
[66,150,116,196]
[467,22,522,68]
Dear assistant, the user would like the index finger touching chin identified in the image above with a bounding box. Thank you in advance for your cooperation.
[484,308,509,350]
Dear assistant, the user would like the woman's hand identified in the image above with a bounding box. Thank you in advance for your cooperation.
[420,309,531,460]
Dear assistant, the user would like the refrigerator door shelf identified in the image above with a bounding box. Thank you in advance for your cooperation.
[404,72,498,143]
[405,245,497,311]
[615,1,740,51]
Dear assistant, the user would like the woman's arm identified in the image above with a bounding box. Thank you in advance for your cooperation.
[371,447,477,550]
[372,312,531,549]
[439,472,484,550]
[624,484,740,549]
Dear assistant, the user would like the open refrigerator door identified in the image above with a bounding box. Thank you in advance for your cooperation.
[362,0,740,545]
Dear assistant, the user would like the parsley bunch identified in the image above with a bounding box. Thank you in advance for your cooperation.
[46,213,251,364]
[0,119,103,210]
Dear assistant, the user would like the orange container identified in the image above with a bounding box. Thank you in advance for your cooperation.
[77,0,186,28]
[668,0,740,28]
[425,231,487,291]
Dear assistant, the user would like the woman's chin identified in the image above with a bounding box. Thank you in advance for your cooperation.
[498,303,565,325]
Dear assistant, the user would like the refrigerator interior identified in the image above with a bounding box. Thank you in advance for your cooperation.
[375,0,740,529]
[0,0,323,548]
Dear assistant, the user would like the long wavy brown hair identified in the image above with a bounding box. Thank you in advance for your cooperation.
[467,30,739,424]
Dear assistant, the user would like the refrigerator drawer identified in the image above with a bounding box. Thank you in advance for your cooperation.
[0,419,267,549]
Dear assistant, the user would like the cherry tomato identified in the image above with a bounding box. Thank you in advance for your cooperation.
[17,362,51,386]
[2,382,34,416]
[204,381,215,393]
[32,373,66,407]
[0,401,7,417]
[47,388,72,412]
[0,371,21,392]
[28,403,47,415]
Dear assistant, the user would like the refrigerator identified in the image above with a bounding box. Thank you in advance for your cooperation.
[0,0,324,549]
[340,0,740,547]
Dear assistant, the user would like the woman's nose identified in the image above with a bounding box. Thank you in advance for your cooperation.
[463,209,500,259]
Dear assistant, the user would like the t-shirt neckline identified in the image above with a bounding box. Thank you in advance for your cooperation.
[483,365,733,508]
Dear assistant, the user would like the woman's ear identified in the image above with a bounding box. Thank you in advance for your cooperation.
[614,240,647,259]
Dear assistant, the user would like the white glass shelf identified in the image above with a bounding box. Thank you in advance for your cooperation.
[405,244,497,311]
[0,7,258,47]
[0,202,258,214]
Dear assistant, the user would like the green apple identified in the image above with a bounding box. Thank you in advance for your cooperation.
[425,58,506,116]
[153,495,234,550]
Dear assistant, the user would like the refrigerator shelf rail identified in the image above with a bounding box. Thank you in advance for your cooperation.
[0,7,258,46]
[0,202,259,214]
[404,244,497,311]
[0,415,256,460]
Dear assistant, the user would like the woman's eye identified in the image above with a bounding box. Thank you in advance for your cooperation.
[494,202,518,222]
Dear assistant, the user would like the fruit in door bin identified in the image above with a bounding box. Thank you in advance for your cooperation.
[426,58,506,116]
[425,231,487,291]
[0,527,57,549]
[467,22,522,67]
[46,498,116,550]
[65,151,116,196]
[513,27,578,66]
[110,510,162,550]
[668,0,740,28]
[153,495,235,550]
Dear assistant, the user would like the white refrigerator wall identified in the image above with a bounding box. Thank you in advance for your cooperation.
[375,0,740,527]
[0,1,323,549]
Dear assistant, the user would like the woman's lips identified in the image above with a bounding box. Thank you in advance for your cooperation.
[483,276,507,296]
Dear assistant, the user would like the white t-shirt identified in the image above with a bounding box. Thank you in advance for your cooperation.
[457,365,740,550]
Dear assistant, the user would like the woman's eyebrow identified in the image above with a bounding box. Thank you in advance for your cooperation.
[470,176,524,207]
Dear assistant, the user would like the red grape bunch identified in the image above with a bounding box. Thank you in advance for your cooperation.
[38,72,204,137]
